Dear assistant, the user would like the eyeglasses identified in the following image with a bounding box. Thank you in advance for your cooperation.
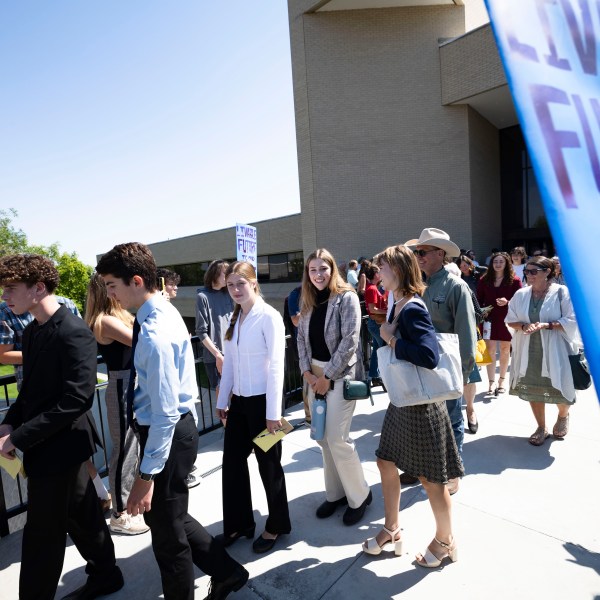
[413,249,439,257]
[524,268,545,276]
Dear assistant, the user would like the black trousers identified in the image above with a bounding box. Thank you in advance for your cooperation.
[222,394,291,536]
[139,412,238,600]
[20,461,117,600]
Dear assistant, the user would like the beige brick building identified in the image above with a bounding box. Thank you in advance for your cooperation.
[149,0,552,322]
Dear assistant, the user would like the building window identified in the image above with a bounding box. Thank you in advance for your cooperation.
[163,253,303,286]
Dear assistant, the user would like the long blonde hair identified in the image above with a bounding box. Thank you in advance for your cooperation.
[84,272,134,333]
[223,261,262,341]
[301,248,354,314]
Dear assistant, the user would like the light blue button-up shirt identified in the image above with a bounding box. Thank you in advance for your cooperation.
[133,293,198,474]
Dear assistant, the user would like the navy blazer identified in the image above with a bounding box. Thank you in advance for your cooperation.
[392,300,440,369]
[3,305,100,476]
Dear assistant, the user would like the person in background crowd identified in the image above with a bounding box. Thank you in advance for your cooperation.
[85,274,149,536]
[285,284,311,424]
[195,259,233,423]
[298,249,372,525]
[532,248,548,257]
[364,263,387,387]
[465,250,479,267]
[506,256,580,446]
[97,242,248,600]
[0,254,123,600]
[363,245,462,568]
[217,261,290,554]
[457,255,480,293]
[347,259,359,289]
[356,258,370,300]
[476,252,522,395]
[485,247,500,266]
[551,256,566,285]
[403,228,476,496]
[158,267,200,490]
[156,267,180,299]
[510,247,527,283]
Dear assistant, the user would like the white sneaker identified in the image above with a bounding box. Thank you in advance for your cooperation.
[110,512,150,535]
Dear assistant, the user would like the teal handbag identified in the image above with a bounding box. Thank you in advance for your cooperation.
[342,378,374,406]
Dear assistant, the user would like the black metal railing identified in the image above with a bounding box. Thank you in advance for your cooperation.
[0,335,314,537]
[0,326,373,537]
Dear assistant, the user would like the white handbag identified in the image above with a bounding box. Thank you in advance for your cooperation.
[377,299,463,407]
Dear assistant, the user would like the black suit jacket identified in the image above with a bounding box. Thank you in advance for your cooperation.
[3,305,100,476]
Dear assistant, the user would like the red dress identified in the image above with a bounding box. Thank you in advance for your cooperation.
[476,276,522,341]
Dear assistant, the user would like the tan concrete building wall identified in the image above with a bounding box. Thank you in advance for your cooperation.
[440,24,506,105]
[467,106,502,257]
[288,3,498,261]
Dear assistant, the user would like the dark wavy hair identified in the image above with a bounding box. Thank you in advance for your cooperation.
[481,252,515,286]
[96,242,157,292]
[204,259,229,289]
[0,254,59,292]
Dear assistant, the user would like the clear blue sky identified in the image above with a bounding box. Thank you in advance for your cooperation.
[1,1,300,266]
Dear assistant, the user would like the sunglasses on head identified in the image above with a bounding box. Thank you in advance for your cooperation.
[413,249,439,257]
[524,268,545,276]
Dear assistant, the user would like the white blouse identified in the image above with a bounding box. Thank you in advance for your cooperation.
[217,297,285,421]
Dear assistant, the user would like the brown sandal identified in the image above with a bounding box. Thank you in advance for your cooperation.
[553,415,569,439]
[529,427,550,446]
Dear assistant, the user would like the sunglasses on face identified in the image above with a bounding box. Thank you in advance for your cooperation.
[524,268,545,276]
[413,249,439,257]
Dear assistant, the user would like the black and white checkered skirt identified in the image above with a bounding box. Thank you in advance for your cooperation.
[375,401,464,484]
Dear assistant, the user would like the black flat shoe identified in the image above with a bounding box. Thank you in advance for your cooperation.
[220,525,256,548]
[252,533,279,554]
[61,567,124,599]
[205,563,249,600]
[343,490,372,526]
[468,418,479,434]
[316,496,348,518]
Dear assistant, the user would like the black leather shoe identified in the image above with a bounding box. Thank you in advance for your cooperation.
[399,472,419,485]
[252,533,279,554]
[220,525,256,548]
[61,567,124,599]
[316,496,347,518]
[205,564,249,600]
[468,418,479,434]
[343,490,372,526]
[186,473,201,488]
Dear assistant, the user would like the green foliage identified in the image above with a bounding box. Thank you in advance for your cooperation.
[0,209,28,257]
[0,209,92,312]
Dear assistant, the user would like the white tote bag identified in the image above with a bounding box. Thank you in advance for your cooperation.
[377,299,463,407]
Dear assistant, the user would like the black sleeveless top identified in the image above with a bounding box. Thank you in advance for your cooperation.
[98,340,131,371]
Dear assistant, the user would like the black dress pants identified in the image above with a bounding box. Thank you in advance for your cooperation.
[139,412,238,600]
[222,394,291,536]
[20,461,117,600]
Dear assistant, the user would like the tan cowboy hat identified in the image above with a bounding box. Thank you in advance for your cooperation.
[404,228,461,258]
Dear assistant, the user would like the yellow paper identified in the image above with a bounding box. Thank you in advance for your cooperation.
[253,418,294,452]
[0,454,22,479]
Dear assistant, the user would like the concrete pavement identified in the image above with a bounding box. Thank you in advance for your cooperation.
[1,377,599,599]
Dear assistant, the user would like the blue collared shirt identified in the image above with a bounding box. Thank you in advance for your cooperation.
[0,297,80,389]
[133,293,198,474]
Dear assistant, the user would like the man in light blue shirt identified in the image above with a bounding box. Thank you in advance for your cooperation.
[97,242,248,600]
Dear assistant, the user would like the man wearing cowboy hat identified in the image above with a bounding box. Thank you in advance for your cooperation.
[405,228,477,494]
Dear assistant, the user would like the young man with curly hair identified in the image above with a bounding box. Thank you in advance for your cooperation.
[0,254,122,600]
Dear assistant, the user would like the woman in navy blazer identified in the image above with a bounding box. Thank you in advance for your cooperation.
[362,245,464,569]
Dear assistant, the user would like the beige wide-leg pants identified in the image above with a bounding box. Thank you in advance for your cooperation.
[310,360,370,509]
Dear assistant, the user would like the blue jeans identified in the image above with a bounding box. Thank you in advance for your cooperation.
[446,397,464,455]
[367,318,384,379]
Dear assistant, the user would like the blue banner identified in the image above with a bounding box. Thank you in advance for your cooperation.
[485,0,599,398]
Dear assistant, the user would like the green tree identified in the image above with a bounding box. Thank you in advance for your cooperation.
[0,209,28,256]
[0,209,92,312]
